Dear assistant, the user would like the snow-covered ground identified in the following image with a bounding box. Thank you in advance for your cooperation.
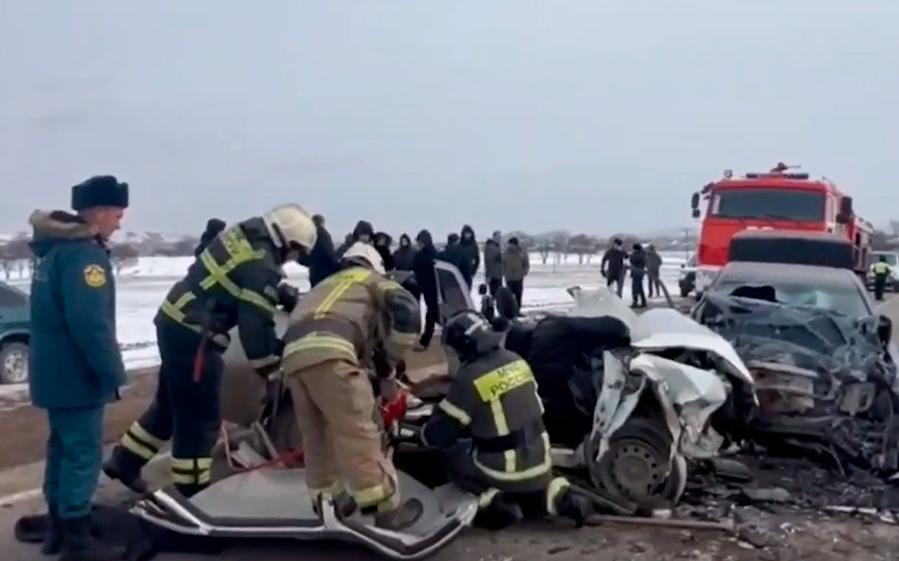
[2,252,688,396]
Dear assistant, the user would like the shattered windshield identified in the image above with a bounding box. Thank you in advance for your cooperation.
[711,280,869,319]
[697,292,893,385]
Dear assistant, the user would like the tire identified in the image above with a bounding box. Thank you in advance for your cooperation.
[679,284,690,298]
[586,417,686,511]
[0,341,29,385]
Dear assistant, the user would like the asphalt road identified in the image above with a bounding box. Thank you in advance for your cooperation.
[1,295,898,561]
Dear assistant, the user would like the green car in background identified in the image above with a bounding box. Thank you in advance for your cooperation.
[0,281,30,384]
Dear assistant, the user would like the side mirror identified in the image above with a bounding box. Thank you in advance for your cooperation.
[690,192,700,210]
[836,196,853,224]
[878,315,893,346]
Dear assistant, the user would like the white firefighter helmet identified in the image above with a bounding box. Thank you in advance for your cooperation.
[343,242,386,275]
[262,203,317,252]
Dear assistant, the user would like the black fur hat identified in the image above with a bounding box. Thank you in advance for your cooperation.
[71,175,129,211]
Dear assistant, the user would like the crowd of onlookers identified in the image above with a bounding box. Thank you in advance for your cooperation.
[300,218,531,351]
[194,214,668,342]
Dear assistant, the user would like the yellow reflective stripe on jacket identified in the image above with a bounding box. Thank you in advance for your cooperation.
[489,397,517,473]
[283,333,358,363]
[474,433,552,482]
[874,263,890,274]
[438,399,472,426]
[240,288,276,314]
[160,299,195,327]
[473,360,535,403]
[198,251,275,314]
[172,291,196,310]
[313,268,373,318]
[469,359,536,474]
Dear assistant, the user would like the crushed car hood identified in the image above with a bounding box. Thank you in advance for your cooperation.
[696,292,896,390]
[568,287,754,386]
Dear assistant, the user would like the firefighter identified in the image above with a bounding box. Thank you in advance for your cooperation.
[420,310,592,530]
[103,204,317,498]
[280,242,424,530]
[873,256,892,301]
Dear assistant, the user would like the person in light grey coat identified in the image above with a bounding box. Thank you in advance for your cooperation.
[484,230,503,296]
[502,237,530,310]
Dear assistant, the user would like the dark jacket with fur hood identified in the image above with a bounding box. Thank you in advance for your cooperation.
[27,210,126,409]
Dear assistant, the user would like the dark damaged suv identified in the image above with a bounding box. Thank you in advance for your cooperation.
[693,261,898,471]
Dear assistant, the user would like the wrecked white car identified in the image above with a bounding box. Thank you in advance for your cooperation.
[428,262,755,511]
[504,286,755,511]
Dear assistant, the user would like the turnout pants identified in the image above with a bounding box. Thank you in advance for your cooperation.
[43,406,104,519]
[444,443,571,527]
[285,358,401,513]
[113,319,223,497]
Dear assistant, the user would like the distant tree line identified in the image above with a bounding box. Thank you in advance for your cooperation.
[0,235,201,280]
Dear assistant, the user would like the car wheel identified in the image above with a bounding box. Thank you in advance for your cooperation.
[679,285,690,298]
[587,417,686,511]
[0,342,29,385]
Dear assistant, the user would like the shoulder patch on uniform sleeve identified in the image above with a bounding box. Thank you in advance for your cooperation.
[83,264,107,288]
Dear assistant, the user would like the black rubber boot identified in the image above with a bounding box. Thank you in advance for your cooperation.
[102,448,149,495]
[40,507,63,555]
[473,495,523,531]
[374,498,424,531]
[59,516,124,561]
[556,490,592,528]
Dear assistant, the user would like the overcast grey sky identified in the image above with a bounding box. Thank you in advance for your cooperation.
[1,1,897,238]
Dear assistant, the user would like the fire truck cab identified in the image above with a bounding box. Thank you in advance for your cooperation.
[689,163,873,295]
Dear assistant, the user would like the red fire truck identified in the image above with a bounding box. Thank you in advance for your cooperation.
[689,163,874,294]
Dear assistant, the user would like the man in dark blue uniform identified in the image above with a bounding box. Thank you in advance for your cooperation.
[103,204,317,498]
[28,175,130,561]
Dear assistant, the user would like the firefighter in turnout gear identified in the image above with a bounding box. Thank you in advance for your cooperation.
[420,310,592,530]
[873,256,892,302]
[103,204,317,498]
[280,242,425,530]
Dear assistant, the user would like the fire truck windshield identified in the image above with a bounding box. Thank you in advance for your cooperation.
[710,188,825,222]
